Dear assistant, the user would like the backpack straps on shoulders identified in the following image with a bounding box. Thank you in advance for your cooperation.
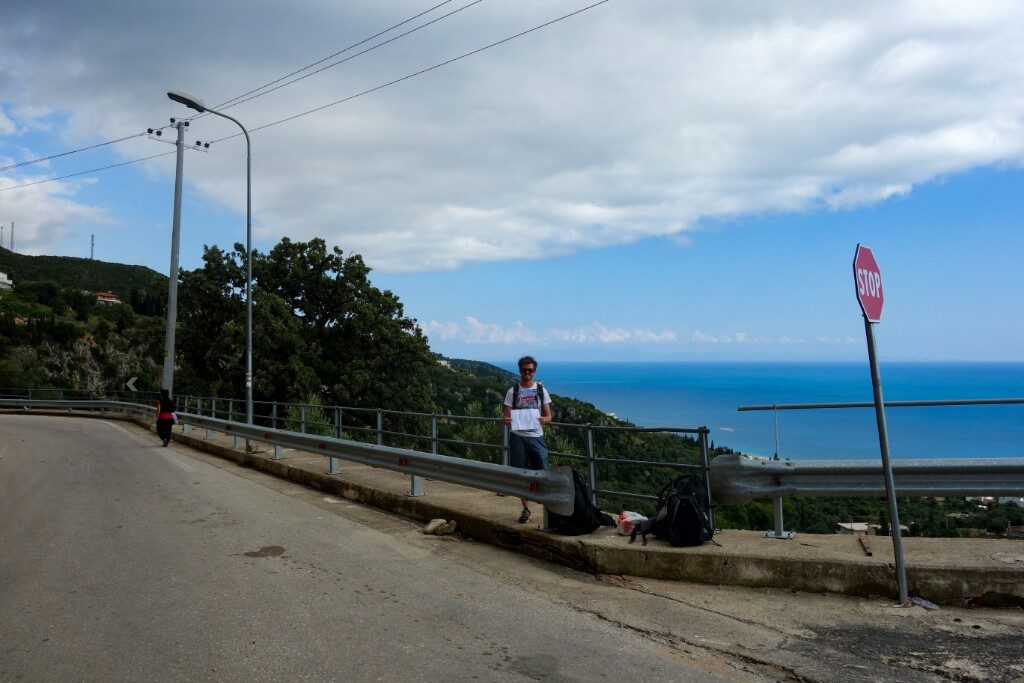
[511,382,545,410]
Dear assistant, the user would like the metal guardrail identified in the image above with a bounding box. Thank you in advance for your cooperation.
[734,397,1024,538]
[173,393,713,510]
[710,453,1024,505]
[0,398,576,515]
[738,398,1024,411]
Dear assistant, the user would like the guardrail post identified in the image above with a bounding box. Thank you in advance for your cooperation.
[234,435,242,449]
[501,424,510,467]
[586,424,598,507]
[377,409,383,446]
[407,417,432,498]
[181,397,190,434]
[765,497,795,540]
[205,427,213,440]
[273,444,284,460]
[699,428,716,533]
[329,406,342,475]
[300,405,306,434]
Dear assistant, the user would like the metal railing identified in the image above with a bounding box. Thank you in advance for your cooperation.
[737,397,1024,538]
[4,394,1022,540]
[711,453,1024,502]
[173,394,713,512]
[0,398,576,515]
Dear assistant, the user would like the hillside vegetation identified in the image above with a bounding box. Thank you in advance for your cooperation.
[2,241,1020,537]
[0,246,167,314]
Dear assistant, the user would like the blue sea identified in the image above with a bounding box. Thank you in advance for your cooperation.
[501,362,1024,460]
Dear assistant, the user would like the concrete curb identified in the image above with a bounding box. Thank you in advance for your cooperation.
[6,409,1023,606]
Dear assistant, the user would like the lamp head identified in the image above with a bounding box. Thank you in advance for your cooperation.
[167,90,206,113]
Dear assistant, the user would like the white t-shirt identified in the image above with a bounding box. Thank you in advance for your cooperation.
[504,382,552,438]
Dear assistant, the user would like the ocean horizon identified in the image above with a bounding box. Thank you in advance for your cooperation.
[493,360,1024,460]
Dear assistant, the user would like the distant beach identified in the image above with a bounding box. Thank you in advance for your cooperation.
[498,361,1024,460]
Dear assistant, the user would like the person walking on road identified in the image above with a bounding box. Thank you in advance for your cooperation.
[503,355,553,523]
[156,389,176,447]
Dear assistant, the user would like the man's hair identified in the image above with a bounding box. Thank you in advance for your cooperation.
[160,389,169,398]
[517,355,537,369]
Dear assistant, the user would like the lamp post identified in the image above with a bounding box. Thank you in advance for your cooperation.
[167,90,254,425]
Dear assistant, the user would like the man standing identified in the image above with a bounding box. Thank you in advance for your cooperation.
[503,355,553,523]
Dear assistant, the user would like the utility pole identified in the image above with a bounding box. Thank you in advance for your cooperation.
[9,222,13,252]
[90,234,95,260]
[161,119,188,396]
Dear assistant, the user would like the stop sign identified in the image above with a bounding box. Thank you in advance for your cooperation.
[853,244,884,322]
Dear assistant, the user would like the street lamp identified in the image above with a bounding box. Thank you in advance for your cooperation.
[167,90,254,426]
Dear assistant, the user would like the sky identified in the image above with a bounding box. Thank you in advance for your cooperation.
[1,0,1022,363]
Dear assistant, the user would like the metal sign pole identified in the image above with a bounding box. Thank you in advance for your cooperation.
[863,315,909,604]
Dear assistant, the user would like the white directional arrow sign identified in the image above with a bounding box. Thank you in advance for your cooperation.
[125,377,138,392]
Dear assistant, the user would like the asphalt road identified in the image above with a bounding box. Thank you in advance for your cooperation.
[4,414,1023,682]
[0,415,722,682]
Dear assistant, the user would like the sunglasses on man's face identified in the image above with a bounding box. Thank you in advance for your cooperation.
[519,367,536,374]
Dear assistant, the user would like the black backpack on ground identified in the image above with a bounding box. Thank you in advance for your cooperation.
[547,468,614,536]
[629,474,713,547]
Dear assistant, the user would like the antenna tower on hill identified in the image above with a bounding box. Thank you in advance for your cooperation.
[91,234,95,260]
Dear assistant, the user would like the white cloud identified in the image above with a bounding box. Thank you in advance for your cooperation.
[549,323,676,344]
[692,330,755,344]
[0,173,109,253]
[815,335,857,345]
[3,2,1024,266]
[422,318,675,345]
[0,107,15,135]
[423,316,538,345]
[421,320,460,341]
[693,330,855,345]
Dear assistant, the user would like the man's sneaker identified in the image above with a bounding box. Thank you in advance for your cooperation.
[518,508,531,524]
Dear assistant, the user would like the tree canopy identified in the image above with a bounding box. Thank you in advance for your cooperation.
[174,237,434,413]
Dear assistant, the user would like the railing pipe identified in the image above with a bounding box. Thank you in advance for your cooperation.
[586,424,598,507]
[739,397,1024,411]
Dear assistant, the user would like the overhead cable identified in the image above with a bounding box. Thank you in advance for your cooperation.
[0,132,149,173]
[212,0,611,141]
[209,0,486,113]
[2,0,612,192]
[0,1,463,171]
[200,0,461,114]
[0,152,175,193]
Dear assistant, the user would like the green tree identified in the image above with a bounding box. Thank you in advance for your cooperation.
[175,238,434,414]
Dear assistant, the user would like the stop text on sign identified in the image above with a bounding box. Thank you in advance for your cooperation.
[856,267,881,298]
[853,243,884,322]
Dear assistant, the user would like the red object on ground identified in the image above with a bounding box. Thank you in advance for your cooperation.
[853,244,884,322]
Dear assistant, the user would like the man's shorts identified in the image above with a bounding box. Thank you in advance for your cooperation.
[509,433,549,470]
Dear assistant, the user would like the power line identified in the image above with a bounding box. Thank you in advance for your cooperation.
[209,0,485,114]
[0,132,149,173]
[202,0,461,114]
[213,0,611,141]
[0,152,175,193]
[2,0,611,193]
[0,1,463,172]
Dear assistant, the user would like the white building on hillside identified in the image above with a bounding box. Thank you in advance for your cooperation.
[95,291,122,305]
[0,271,13,291]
